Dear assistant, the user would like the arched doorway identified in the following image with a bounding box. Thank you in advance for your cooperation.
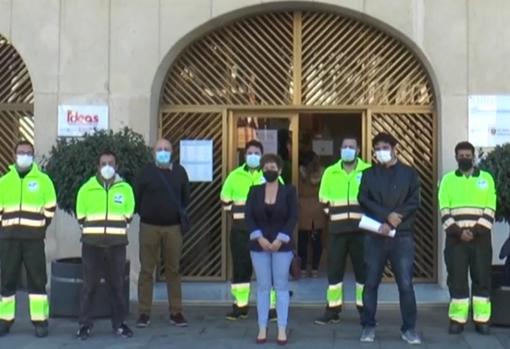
[159,10,437,282]
[0,34,34,172]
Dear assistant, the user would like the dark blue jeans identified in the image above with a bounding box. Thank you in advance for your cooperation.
[361,234,417,332]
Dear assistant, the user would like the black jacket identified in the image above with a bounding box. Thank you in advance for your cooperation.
[135,162,190,226]
[245,184,298,252]
[358,161,420,237]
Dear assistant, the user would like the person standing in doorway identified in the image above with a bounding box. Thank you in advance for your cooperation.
[314,136,370,325]
[75,150,135,340]
[297,151,326,278]
[220,140,278,321]
[439,141,496,335]
[135,139,190,328]
[0,141,56,338]
[246,154,298,345]
[358,132,422,345]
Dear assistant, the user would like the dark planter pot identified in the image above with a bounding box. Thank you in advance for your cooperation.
[491,264,510,326]
[50,257,130,318]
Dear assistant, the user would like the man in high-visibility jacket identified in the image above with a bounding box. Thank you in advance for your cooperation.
[439,141,496,335]
[314,136,371,325]
[220,140,278,321]
[75,150,135,340]
[0,141,56,337]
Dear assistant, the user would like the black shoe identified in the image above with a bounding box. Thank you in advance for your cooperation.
[0,321,10,337]
[170,313,188,327]
[448,321,464,334]
[226,305,248,321]
[115,323,133,338]
[34,323,49,338]
[475,323,490,335]
[136,314,151,328]
[269,308,277,322]
[76,325,91,340]
[314,307,340,325]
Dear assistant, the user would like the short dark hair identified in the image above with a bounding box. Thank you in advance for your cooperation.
[454,141,475,156]
[260,153,283,170]
[245,139,264,154]
[372,132,398,147]
[341,135,359,146]
[15,140,34,153]
[98,149,117,164]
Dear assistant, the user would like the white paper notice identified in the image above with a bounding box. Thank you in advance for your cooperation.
[180,140,213,182]
[255,129,278,154]
[359,215,396,237]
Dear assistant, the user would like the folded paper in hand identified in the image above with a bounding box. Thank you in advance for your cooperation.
[359,215,396,237]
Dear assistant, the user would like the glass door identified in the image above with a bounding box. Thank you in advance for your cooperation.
[228,111,299,186]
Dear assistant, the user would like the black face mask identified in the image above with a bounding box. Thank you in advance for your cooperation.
[263,170,279,183]
[457,158,473,172]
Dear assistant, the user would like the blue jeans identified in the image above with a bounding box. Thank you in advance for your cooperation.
[361,234,417,332]
[250,251,293,328]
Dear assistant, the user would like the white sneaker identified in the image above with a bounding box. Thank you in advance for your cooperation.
[360,327,376,342]
[401,329,422,345]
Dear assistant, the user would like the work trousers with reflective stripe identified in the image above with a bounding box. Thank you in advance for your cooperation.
[326,232,365,310]
[0,238,48,325]
[230,226,253,307]
[79,243,126,329]
[444,234,492,324]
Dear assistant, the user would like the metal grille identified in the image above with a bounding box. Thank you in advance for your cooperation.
[370,112,436,280]
[162,11,433,107]
[160,112,225,279]
[0,34,34,172]
[162,12,294,106]
[301,13,433,106]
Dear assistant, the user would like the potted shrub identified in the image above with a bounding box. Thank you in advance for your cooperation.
[43,127,152,317]
[479,144,510,325]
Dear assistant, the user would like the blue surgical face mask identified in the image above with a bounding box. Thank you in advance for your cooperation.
[246,154,261,168]
[341,148,356,162]
[155,150,171,165]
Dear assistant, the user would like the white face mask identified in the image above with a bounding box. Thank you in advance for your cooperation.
[16,154,34,169]
[100,165,116,180]
[375,150,393,164]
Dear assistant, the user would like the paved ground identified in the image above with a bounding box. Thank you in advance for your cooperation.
[3,293,510,348]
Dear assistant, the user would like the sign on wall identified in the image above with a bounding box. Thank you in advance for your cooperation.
[255,129,278,154]
[180,140,213,182]
[469,95,510,147]
[58,105,109,137]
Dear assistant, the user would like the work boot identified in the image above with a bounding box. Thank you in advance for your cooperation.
[76,325,91,340]
[475,323,490,335]
[448,321,464,334]
[34,322,49,338]
[226,304,248,321]
[314,307,340,325]
[0,321,10,337]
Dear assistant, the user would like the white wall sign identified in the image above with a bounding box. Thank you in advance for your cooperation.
[255,129,278,154]
[58,105,109,137]
[180,140,213,182]
[469,95,510,147]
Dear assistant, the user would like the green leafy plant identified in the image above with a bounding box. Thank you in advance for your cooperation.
[43,127,152,215]
[479,144,510,223]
